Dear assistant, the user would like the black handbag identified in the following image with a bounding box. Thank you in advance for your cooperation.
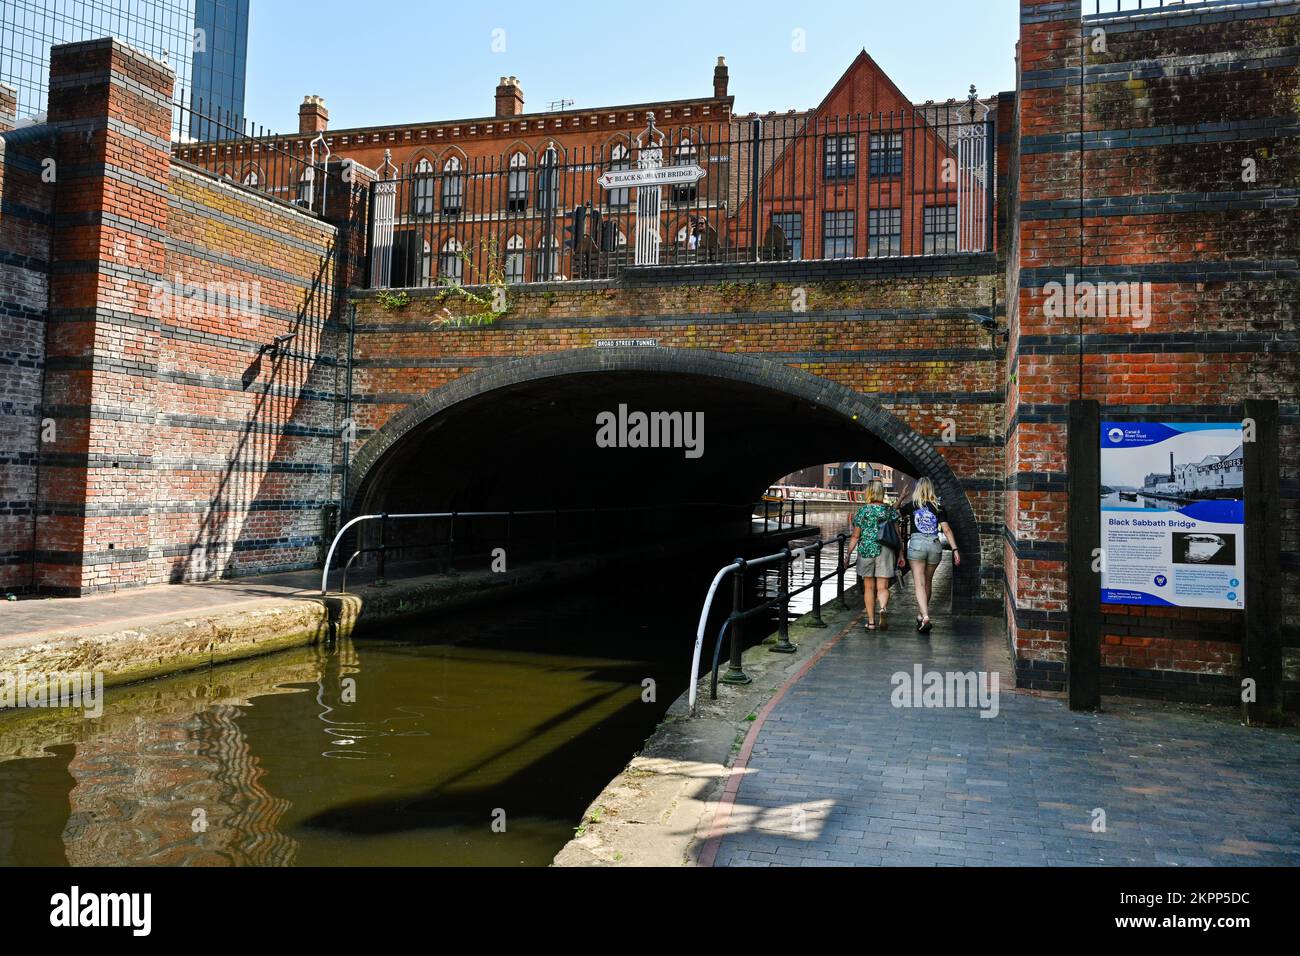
[875,513,902,552]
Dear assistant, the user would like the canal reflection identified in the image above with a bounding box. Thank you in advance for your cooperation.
[0,568,730,867]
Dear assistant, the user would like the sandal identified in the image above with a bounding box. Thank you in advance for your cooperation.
[865,621,877,631]
[878,610,888,630]
[919,618,933,634]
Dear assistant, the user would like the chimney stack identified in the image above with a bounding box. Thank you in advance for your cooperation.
[299,95,328,135]
[495,76,524,117]
[713,56,729,98]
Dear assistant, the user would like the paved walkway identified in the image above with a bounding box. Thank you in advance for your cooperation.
[0,568,330,642]
[707,561,1300,867]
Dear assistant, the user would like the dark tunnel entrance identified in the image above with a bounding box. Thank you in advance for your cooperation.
[347,348,982,610]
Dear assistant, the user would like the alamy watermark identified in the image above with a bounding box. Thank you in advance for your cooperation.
[1042,274,1152,328]
[0,668,104,718]
[891,665,1000,718]
[148,274,263,328]
[595,404,704,459]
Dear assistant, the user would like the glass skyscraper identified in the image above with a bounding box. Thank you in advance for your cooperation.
[0,0,249,135]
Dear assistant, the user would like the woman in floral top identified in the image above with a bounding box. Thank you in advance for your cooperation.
[846,479,903,631]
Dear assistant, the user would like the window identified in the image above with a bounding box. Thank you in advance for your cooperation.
[823,134,856,181]
[671,138,698,203]
[506,152,528,213]
[823,210,855,259]
[439,238,463,284]
[537,146,559,210]
[296,166,315,206]
[868,132,903,177]
[923,204,957,255]
[441,157,463,216]
[771,213,802,260]
[420,240,434,285]
[411,158,435,216]
[607,143,631,208]
[241,167,260,187]
[534,236,559,280]
[868,208,901,257]
[505,234,525,283]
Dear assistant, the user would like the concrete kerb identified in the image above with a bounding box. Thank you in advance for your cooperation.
[551,581,864,867]
[0,540,710,704]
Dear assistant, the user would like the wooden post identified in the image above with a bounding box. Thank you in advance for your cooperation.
[1067,399,1101,711]
[1242,400,1282,724]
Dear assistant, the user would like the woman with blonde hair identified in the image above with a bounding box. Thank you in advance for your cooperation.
[899,477,961,633]
[845,479,902,631]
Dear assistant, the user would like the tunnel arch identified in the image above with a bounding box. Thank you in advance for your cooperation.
[347,347,983,609]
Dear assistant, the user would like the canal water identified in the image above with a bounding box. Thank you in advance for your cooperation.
[0,514,857,867]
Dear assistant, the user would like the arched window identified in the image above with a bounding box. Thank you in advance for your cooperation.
[672,138,698,203]
[296,166,315,206]
[439,238,463,285]
[607,143,631,208]
[441,156,463,216]
[534,235,559,281]
[419,239,433,286]
[505,234,525,284]
[411,158,435,216]
[536,145,559,210]
[506,152,528,213]
[241,167,260,187]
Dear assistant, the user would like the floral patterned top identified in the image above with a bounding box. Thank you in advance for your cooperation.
[852,502,900,559]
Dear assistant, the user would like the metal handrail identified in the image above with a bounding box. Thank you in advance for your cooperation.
[687,532,850,716]
[320,502,743,596]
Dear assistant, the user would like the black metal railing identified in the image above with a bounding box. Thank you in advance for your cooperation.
[367,103,996,289]
[687,533,854,715]
[321,502,748,595]
[1085,0,1246,15]
[171,98,331,216]
[752,498,809,533]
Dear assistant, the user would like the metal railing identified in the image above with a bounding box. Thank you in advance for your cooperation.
[752,498,809,533]
[1085,0,1253,14]
[367,99,995,289]
[171,97,331,216]
[687,533,852,717]
[320,503,744,596]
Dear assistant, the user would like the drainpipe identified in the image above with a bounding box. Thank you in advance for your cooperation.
[339,301,356,522]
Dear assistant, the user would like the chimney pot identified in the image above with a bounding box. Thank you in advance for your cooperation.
[495,76,525,117]
[299,94,328,135]
[713,56,729,98]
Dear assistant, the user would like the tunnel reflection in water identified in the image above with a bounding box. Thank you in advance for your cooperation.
[0,561,772,867]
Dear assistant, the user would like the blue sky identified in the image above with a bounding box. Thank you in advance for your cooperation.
[244,0,1020,133]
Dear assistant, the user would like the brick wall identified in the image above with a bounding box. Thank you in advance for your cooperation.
[1008,0,1300,700]
[0,121,54,593]
[4,39,364,595]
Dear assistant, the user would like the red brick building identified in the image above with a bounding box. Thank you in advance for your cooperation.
[173,52,995,285]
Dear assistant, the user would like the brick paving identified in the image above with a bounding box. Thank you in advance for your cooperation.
[710,561,1300,867]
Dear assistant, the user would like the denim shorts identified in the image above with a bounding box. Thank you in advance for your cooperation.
[857,546,897,579]
[906,534,944,565]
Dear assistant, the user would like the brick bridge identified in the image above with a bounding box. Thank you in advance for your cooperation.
[1,0,1296,704]
[346,262,1005,613]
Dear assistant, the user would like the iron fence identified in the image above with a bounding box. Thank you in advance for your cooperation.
[367,102,996,289]
[1085,0,1257,15]
[687,533,852,716]
[171,98,331,216]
